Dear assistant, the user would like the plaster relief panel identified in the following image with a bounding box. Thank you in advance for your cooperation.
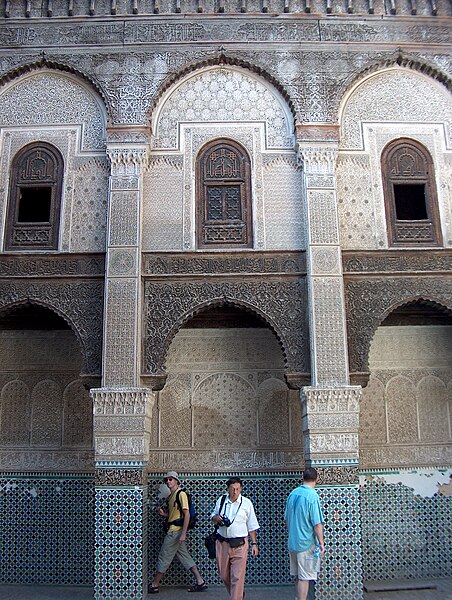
[0,71,106,151]
[360,325,452,469]
[340,69,452,151]
[0,330,93,472]
[153,66,294,151]
[142,156,184,252]
[151,328,302,471]
[262,156,305,250]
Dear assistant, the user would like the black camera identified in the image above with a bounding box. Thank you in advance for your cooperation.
[220,516,231,527]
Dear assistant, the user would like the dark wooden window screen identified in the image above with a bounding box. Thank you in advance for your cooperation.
[382,138,442,247]
[5,143,63,251]
[197,139,252,248]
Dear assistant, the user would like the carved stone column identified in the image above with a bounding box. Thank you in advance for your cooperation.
[91,387,154,600]
[298,127,363,599]
[91,130,154,600]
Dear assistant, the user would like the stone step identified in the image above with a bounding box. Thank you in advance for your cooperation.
[364,580,438,593]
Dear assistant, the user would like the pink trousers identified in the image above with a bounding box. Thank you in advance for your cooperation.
[215,538,249,600]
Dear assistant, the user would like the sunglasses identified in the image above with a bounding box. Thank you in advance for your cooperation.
[164,477,174,482]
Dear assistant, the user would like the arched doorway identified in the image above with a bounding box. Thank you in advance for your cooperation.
[0,302,94,586]
[359,300,452,583]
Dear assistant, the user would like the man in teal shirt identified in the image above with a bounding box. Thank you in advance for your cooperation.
[285,468,325,600]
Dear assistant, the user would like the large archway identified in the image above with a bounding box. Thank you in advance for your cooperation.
[0,302,94,586]
[359,300,452,583]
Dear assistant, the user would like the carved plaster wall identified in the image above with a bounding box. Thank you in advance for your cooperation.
[360,325,452,469]
[149,328,303,471]
[337,68,452,250]
[0,70,108,253]
[0,330,93,472]
[145,65,297,252]
[152,66,294,151]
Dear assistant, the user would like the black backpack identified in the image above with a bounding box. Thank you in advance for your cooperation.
[167,489,198,530]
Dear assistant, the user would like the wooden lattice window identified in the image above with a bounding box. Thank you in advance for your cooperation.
[197,139,252,248]
[5,143,63,251]
[382,138,442,247]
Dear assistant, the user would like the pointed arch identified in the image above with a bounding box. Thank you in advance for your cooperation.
[149,54,296,128]
[0,57,111,120]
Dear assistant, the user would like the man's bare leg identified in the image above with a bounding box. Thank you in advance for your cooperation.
[295,579,310,600]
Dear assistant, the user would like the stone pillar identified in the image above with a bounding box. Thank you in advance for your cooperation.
[91,131,154,600]
[91,387,154,600]
[298,126,363,599]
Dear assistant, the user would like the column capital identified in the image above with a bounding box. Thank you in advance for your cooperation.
[297,143,338,174]
[301,385,361,466]
[90,387,155,463]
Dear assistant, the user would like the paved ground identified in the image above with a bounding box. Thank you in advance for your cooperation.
[0,579,451,600]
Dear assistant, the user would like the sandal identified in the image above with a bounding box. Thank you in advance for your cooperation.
[187,581,208,592]
[149,586,159,594]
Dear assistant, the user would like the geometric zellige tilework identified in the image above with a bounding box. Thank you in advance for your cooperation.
[94,486,148,600]
[147,473,363,599]
[0,475,94,585]
[360,478,452,581]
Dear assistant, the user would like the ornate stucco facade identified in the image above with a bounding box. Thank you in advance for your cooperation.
[0,1,450,599]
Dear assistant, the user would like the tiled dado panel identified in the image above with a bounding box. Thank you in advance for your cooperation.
[147,473,362,600]
[360,477,452,581]
[0,474,94,585]
[94,486,148,600]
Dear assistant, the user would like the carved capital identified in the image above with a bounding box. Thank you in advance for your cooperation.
[297,144,338,175]
[106,147,148,174]
[301,386,361,463]
[90,387,155,461]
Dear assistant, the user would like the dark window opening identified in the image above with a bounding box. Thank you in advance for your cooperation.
[393,184,427,220]
[17,187,52,223]
[382,138,442,247]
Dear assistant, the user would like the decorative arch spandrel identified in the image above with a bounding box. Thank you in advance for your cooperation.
[345,279,452,377]
[143,279,309,389]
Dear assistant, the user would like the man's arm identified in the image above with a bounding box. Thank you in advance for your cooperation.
[314,522,325,557]
[249,529,259,557]
[179,507,190,544]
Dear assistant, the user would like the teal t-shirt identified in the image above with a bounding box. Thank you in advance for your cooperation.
[285,485,324,553]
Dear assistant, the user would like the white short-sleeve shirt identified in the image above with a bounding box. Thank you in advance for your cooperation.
[211,494,259,539]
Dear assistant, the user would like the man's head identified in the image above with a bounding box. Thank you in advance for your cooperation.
[163,470,180,492]
[302,467,318,486]
[226,476,243,502]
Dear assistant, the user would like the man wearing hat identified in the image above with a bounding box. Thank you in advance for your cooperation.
[150,471,207,594]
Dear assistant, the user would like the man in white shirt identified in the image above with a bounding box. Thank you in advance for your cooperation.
[211,477,259,600]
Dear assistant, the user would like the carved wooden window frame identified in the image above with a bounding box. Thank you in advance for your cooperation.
[381,138,442,247]
[197,138,253,249]
[5,142,64,251]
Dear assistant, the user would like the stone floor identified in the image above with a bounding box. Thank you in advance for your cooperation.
[0,579,452,600]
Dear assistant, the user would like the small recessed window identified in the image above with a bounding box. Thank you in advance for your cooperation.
[17,187,52,223]
[5,143,63,251]
[382,139,442,247]
[393,184,427,220]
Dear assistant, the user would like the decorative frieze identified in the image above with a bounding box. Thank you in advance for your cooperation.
[143,251,306,276]
[343,250,452,274]
[91,387,153,415]
[0,449,94,472]
[95,468,143,486]
[0,254,104,277]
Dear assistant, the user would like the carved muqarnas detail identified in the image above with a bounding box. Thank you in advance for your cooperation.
[345,277,452,374]
[143,279,308,378]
